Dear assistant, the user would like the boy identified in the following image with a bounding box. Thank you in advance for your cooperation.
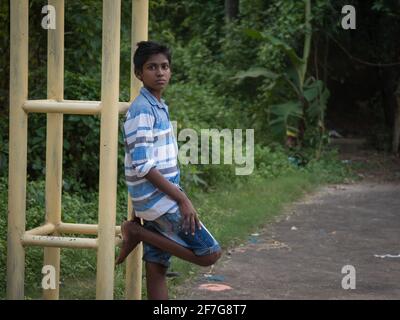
[116,41,221,300]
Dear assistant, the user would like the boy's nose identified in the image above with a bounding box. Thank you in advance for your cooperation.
[156,68,164,76]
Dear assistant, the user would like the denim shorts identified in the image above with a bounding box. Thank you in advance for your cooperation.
[142,209,221,268]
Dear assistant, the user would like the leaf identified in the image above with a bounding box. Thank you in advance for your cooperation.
[269,101,303,138]
[269,101,303,118]
[306,81,330,119]
[264,34,305,69]
[232,67,280,83]
[303,86,320,103]
[243,28,265,40]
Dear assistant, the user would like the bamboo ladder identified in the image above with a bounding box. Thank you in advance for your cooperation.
[7,0,149,300]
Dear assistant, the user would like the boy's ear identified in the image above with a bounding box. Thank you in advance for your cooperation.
[134,70,143,81]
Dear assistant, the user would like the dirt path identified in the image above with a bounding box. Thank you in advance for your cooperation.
[176,141,400,300]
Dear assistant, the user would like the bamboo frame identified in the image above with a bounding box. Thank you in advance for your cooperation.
[43,0,64,300]
[21,235,99,249]
[57,223,121,235]
[7,0,149,300]
[21,235,122,249]
[22,223,123,249]
[25,222,121,236]
[7,0,29,300]
[125,0,149,301]
[95,0,121,300]
[25,223,56,236]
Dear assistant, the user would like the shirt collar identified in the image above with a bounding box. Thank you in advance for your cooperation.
[140,87,167,109]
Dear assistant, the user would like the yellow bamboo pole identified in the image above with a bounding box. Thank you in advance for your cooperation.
[130,0,149,98]
[125,0,149,300]
[96,0,121,300]
[43,0,64,300]
[7,0,29,300]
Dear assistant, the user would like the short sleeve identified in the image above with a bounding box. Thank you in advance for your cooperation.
[123,108,157,177]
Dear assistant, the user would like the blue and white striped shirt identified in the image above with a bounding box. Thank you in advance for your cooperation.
[123,87,180,221]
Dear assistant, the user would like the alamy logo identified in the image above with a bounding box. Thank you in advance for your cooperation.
[342,5,356,30]
[341,265,356,290]
[42,265,56,290]
[41,5,56,30]
[171,122,254,176]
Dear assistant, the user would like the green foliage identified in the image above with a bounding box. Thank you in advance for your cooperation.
[253,144,297,179]
[0,0,341,189]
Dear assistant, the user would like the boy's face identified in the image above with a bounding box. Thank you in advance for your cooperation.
[136,53,171,93]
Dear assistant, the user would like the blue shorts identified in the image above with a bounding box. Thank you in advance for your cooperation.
[142,209,221,268]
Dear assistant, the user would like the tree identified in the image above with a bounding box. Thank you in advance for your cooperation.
[225,0,239,22]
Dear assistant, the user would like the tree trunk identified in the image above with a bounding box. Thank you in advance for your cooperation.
[323,33,330,88]
[298,0,312,145]
[225,0,239,22]
[392,81,400,155]
[300,0,312,88]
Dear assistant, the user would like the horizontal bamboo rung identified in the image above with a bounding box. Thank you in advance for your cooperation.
[23,100,130,115]
[21,234,123,249]
[21,234,98,249]
[119,101,130,113]
[23,99,101,115]
[25,223,55,236]
[57,222,121,235]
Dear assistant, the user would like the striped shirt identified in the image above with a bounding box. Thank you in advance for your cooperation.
[123,87,180,221]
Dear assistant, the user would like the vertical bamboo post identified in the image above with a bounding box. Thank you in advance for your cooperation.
[43,0,64,300]
[7,0,29,300]
[125,0,149,300]
[96,0,121,300]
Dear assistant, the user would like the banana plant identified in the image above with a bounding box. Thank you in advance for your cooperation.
[233,0,329,156]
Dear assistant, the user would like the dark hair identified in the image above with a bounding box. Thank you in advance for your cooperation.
[133,41,171,74]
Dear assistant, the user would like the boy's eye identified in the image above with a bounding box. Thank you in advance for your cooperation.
[146,64,169,71]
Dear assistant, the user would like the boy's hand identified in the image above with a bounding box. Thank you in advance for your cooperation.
[142,168,201,235]
[178,197,201,236]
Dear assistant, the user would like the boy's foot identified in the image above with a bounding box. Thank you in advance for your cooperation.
[115,220,141,265]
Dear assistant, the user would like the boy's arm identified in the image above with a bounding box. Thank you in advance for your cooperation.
[144,168,201,235]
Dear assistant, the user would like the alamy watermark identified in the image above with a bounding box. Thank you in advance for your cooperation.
[342,5,356,30]
[41,5,56,30]
[171,122,254,176]
[42,265,56,290]
[41,4,357,31]
[341,265,356,290]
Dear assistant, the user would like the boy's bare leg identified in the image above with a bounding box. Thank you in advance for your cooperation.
[116,220,221,266]
[146,262,168,300]
[115,219,141,265]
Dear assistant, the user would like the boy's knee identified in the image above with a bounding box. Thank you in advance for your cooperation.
[199,250,222,267]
